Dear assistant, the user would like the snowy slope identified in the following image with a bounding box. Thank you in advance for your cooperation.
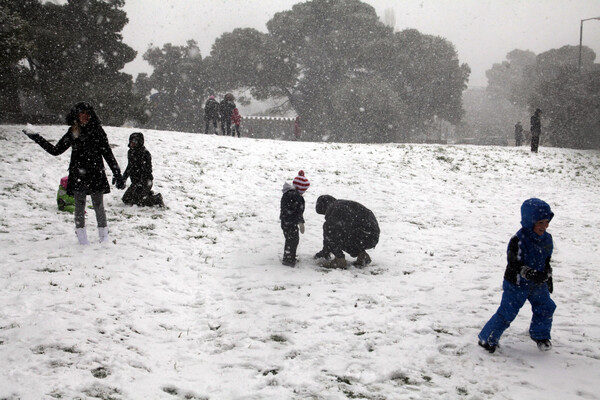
[0,124,599,400]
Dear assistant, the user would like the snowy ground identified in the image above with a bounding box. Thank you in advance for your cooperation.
[0,124,599,400]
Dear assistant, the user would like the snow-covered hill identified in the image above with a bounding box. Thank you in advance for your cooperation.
[1,124,599,399]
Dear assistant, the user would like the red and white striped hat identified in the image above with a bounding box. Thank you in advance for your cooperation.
[292,170,310,194]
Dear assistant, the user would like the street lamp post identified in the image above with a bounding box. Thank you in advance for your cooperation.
[579,16,600,70]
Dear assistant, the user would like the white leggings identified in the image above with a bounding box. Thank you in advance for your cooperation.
[74,192,106,229]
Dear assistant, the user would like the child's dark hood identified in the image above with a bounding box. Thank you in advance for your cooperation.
[316,195,337,215]
[520,198,554,229]
[129,132,145,148]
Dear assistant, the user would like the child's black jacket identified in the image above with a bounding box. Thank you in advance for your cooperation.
[123,132,153,185]
[280,182,305,227]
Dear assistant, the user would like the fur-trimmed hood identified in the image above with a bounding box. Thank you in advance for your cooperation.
[65,101,100,127]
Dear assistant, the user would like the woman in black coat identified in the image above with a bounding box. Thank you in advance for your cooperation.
[219,93,236,136]
[23,102,125,245]
[204,95,220,134]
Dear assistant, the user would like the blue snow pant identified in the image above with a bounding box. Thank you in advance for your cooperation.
[478,279,556,346]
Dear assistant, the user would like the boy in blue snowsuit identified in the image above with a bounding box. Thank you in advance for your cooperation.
[478,198,556,353]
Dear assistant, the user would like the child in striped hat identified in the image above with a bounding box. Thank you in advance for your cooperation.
[279,170,310,266]
[292,170,310,194]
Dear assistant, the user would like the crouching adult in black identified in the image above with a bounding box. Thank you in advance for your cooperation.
[122,132,164,207]
[314,195,380,268]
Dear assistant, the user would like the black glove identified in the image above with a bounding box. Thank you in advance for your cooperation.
[520,266,549,284]
[22,129,40,140]
[314,250,331,260]
[113,175,126,190]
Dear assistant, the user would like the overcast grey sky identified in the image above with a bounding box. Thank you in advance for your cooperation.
[120,0,600,87]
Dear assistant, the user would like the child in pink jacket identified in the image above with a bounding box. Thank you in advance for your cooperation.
[231,108,242,138]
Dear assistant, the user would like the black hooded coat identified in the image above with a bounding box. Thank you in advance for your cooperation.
[531,110,542,135]
[27,102,122,195]
[204,98,220,120]
[219,99,236,120]
[123,132,153,185]
[315,195,380,258]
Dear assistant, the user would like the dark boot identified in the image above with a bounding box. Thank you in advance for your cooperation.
[534,339,552,351]
[320,257,347,269]
[478,340,497,353]
[282,257,297,267]
[314,250,331,260]
[353,251,372,267]
[155,193,164,207]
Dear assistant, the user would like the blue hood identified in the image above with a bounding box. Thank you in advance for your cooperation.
[520,198,554,229]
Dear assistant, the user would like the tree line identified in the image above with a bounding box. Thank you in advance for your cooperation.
[485,46,600,149]
[1,0,598,148]
[0,0,144,127]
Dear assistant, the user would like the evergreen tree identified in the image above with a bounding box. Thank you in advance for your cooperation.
[375,29,470,137]
[209,0,469,142]
[486,46,600,149]
[0,1,36,118]
[142,40,208,132]
[486,49,536,107]
[529,53,600,149]
[2,0,141,125]
[207,28,296,101]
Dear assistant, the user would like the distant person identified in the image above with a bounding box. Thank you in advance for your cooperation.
[23,101,125,245]
[530,108,542,153]
[478,198,555,353]
[204,95,220,135]
[57,176,75,213]
[121,132,164,207]
[280,170,310,266]
[219,93,236,136]
[314,195,380,268]
[231,107,242,138]
[294,116,301,140]
[514,121,523,146]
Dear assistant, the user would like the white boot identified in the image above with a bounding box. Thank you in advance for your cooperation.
[75,227,89,245]
[98,226,110,244]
